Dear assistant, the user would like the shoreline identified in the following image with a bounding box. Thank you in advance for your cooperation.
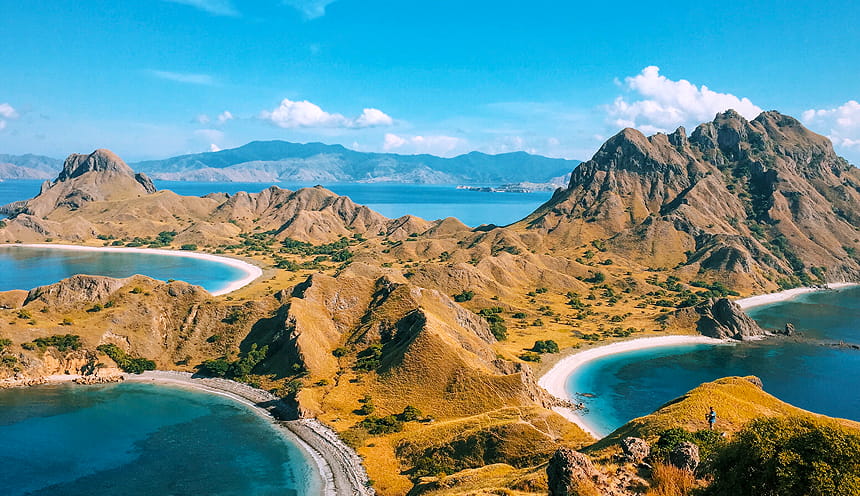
[734,282,858,309]
[124,371,372,496]
[537,335,725,438]
[7,243,263,296]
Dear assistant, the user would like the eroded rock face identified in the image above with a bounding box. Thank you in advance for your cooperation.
[547,448,604,496]
[695,297,766,340]
[621,436,650,463]
[669,442,700,472]
[23,274,130,311]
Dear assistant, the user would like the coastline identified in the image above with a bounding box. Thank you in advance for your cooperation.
[124,370,373,496]
[537,335,725,438]
[8,243,263,296]
[734,282,858,309]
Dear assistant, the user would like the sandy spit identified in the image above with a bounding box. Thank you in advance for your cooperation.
[10,243,263,296]
[538,335,725,438]
[734,282,858,309]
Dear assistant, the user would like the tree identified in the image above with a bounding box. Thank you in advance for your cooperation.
[706,416,860,496]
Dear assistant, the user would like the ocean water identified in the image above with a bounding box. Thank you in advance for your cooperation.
[567,286,860,436]
[0,382,320,496]
[0,179,552,227]
[0,246,246,294]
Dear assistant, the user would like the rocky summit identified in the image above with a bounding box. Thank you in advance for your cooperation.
[523,110,860,291]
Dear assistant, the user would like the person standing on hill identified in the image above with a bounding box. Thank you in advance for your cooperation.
[706,406,717,430]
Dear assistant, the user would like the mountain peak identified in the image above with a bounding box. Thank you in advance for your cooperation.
[58,149,133,182]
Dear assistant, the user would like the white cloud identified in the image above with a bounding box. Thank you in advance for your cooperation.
[607,66,762,133]
[195,114,211,124]
[209,143,222,152]
[355,108,393,127]
[216,111,234,125]
[282,0,338,19]
[151,70,216,86]
[802,100,860,151]
[260,98,393,129]
[0,102,18,131]
[382,133,464,156]
[163,0,238,16]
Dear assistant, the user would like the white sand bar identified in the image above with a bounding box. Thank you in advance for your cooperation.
[538,335,725,438]
[10,243,263,296]
[735,282,858,309]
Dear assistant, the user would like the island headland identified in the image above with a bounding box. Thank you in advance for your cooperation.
[1,110,859,495]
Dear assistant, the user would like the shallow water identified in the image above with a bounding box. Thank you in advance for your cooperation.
[566,286,860,436]
[0,246,247,294]
[0,382,320,496]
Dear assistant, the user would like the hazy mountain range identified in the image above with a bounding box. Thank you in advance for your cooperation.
[0,141,580,184]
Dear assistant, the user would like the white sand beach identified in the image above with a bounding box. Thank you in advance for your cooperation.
[11,243,263,296]
[538,335,725,438]
[734,282,858,309]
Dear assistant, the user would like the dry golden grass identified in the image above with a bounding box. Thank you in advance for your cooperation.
[645,463,697,496]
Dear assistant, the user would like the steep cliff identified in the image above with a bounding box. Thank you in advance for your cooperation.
[522,111,860,290]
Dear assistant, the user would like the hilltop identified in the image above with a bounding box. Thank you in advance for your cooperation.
[1,110,859,495]
[521,110,860,291]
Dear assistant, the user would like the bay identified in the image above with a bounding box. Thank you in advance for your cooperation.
[0,179,551,227]
[0,382,320,496]
[566,286,860,436]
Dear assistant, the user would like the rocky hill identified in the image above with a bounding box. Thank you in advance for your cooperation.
[0,153,62,179]
[522,110,860,291]
[1,112,859,495]
[132,140,579,184]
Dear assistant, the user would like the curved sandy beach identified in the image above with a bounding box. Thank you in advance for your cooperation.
[125,371,373,496]
[10,243,263,296]
[734,282,858,309]
[538,335,725,438]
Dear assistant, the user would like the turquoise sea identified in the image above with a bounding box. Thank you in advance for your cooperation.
[566,286,860,436]
[0,246,247,295]
[0,179,552,227]
[0,382,320,496]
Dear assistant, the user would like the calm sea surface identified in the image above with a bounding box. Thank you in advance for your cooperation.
[0,179,552,227]
[567,286,860,436]
[0,246,246,294]
[0,382,320,496]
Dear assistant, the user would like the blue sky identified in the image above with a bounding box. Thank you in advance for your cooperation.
[2,0,859,163]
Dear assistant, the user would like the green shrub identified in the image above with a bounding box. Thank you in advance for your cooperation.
[332,347,349,357]
[96,344,156,374]
[0,338,11,351]
[30,334,82,352]
[453,290,474,302]
[180,244,198,251]
[355,344,383,371]
[532,340,559,354]
[705,416,860,496]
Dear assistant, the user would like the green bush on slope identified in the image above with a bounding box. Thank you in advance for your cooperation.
[705,416,860,496]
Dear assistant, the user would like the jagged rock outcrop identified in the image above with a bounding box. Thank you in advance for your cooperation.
[669,442,700,472]
[0,149,156,218]
[620,437,650,463]
[693,297,766,340]
[547,448,605,496]
[522,110,860,290]
[23,274,131,311]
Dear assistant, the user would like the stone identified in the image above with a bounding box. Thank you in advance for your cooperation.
[694,298,766,340]
[669,441,700,472]
[620,437,650,462]
[784,322,795,335]
[547,448,604,496]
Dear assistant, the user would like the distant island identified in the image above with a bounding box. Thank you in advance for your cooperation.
[0,141,580,185]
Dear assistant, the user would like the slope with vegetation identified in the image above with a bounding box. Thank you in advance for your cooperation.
[0,110,858,495]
